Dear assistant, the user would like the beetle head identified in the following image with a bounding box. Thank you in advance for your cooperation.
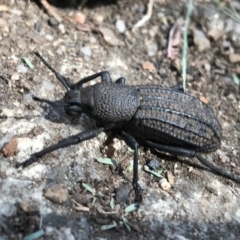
[64,89,82,114]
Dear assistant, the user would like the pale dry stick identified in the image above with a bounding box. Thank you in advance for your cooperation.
[132,0,154,29]
[72,199,90,212]
[182,0,193,91]
[40,0,62,23]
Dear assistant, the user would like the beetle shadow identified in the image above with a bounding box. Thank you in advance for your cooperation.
[33,0,118,9]
[33,96,96,130]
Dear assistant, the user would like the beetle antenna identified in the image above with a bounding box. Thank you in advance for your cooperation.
[32,51,73,91]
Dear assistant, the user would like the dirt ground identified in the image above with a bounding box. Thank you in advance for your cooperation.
[0,0,240,239]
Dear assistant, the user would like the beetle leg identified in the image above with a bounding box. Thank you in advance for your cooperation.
[171,83,184,92]
[195,154,240,183]
[16,128,104,168]
[146,140,240,184]
[32,95,55,105]
[146,141,196,157]
[115,77,126,85]
[73,71,112,89]
[121,131,142,203]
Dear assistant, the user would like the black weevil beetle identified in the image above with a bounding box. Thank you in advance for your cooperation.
[16,52,240,203]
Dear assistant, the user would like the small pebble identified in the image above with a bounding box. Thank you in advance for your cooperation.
[34,20,42,32]
[11,72,20,81]
[19,201,29,212]
[74,13,86,24]
[116,19,126,33]
[45,34,54,41]
[43,184,68,203]
[17,64,28,74]
[48,17,59,27]
[204,63,211,71]
[147,159,160,170]
[56,45,66,55]
[115,183,131,203]
[193,29,211,52]
[147,41,158,56]
[160,178,171,191]
[81,46,92,57]
[58,24,65,34]
[94,14,104,23]
[22,81,31,90]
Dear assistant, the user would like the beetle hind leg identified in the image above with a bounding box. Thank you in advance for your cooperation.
[146,140,240,184]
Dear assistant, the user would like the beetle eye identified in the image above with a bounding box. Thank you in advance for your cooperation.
[64,90,80,101]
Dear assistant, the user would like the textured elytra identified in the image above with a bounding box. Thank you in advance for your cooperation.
[124,86,222,153]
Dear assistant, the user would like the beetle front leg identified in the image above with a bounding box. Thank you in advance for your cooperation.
[115,77,126,84]
[171,83,184,92]
[121,131,142,204]
[73,71,112,89]
[16,128,104,168]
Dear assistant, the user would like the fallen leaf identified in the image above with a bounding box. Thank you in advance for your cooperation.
[27,31,45,44]
[99,27,124,46]
[167,19,183,60]
[229,53,240,63]
[167,171,175,185]
[200,95,208,104]
[142,61,156,71]
[172,58,181,72]
[76,23,91,32]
